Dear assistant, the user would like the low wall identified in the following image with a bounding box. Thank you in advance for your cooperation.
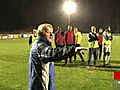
[0,34,31,39]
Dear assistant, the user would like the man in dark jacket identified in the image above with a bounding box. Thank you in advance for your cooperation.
[28,23,84,90]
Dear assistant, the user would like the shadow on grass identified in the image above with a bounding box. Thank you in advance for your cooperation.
[95,65,120,72]
[110,60,120,64]
[55,61,86,68]
[0,85,16,90]
[98,60,120,64]
[97,65,120,68]
[55,61,120,72]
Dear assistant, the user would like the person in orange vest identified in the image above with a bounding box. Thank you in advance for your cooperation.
[29,29,37,46]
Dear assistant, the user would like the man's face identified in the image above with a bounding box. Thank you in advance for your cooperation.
[43,27,53,43]
[93,27,96,32]
[45,27,53,37]
[68,26,72,31]
[99,29,103,33]
[108,27,111,31]
[74,28,78,32]
[33,31,37,36]
[107,27,111,32]
[91,26,96,33]
[33,31,36,34]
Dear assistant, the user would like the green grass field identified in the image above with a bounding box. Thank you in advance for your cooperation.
[0,36,120,90]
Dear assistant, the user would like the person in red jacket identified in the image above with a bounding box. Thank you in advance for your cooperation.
[64,26,75,64]
[98,28,103,60]
[55,27,65,47]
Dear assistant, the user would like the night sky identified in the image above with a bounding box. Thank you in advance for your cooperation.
[0,0,120,32]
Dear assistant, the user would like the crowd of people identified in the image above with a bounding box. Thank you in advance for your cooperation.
[87,26,113,68]
[54,25,113,68]
[28,23,113,90]
[54,26,85,65]
[29,25,113,67]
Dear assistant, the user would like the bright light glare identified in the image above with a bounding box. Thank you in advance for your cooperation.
[63,0,77,15]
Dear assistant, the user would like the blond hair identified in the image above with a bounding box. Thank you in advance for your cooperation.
[37,23,53,36]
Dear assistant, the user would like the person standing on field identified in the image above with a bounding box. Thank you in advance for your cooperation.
[103,27,113,66]
[64,26,75,64]
[74,27,85,62]
[28,23,84,90]
[98,28,103,60]
[29,29,37,46]
[54,27,65,48]
[86,26,99,69]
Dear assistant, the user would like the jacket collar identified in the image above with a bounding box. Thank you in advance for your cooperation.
[36,36,51,46]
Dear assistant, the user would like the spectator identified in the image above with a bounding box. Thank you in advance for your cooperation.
[29,29,37,46]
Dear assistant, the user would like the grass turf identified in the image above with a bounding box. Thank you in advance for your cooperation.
[0,36,120,90]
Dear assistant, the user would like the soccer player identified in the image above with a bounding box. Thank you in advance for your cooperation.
[54,27,65,47]
[98,28,103,60]
[103,27,113,66]
[74,27,85,62]
[87,26,99,69]
[64,26,75,64]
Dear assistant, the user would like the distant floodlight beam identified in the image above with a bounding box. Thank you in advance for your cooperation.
[63,0,77,15]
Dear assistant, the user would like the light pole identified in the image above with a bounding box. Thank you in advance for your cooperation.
[63,0,77,25]
[68,15,70,25]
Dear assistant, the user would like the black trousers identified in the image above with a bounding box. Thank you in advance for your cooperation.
[74,44,84,62]
[87,48,98,66]
[56,44,64,48]
[98,44,102,59]
[65,56,73,64]
[65,44,74,64]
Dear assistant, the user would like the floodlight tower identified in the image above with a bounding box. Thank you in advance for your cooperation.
[63,0,77,25]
